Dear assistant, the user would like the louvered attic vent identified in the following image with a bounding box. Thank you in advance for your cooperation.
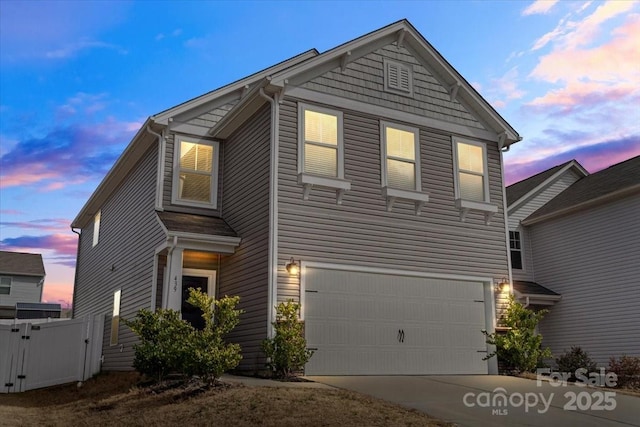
[384,59,413,96]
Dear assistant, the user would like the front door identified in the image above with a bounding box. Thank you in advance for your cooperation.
[181,275,209,329]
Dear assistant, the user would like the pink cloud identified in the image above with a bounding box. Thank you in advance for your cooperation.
[0,218,70,233]
[1,233,78,262]
[42,282,74,307]
[0,209,25,215]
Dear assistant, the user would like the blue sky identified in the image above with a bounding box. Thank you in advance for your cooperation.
[1,0,639,305]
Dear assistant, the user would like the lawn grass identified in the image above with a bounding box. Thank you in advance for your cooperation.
[0,372,451,426]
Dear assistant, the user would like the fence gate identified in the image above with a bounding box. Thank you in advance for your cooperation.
[0,315,103,393]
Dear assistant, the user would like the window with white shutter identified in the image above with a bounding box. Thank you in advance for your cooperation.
[384,59,413,96]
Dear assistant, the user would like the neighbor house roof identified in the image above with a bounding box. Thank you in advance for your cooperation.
[523,155,640,225]
[0,251,46,277]
[506,159,588,210]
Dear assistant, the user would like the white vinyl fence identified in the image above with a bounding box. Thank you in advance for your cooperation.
[0,315,103,393]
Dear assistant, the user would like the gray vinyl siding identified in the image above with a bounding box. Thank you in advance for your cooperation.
[73,144,165,370]
[532,195,640,365]
[0,275,42,306]
[219,105,271,372]
[277,99,509,315]
[510,170,581,282]
[186,101,238,128]
[302,44,484,130]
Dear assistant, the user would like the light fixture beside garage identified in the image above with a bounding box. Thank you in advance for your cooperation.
[494,277,510,293]
[286,258,300,276]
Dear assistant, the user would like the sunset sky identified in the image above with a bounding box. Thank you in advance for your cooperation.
[1,1,639,306]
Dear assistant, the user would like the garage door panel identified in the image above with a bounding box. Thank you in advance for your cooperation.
[304,267,489,375]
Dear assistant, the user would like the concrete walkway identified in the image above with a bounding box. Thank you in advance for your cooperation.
[306,375,640,427]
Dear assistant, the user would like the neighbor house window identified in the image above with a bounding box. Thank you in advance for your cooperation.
[173,137,219,208]
[110,289,121,346]
[384,59,413,96]
[298,104,344,178]
[454,139,489,202]
[0,277,11,295]
[510,231,523,270]
[92,210,101,247]
[381,122,420,191]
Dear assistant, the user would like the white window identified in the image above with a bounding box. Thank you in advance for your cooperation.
[384,59,413,96]
[381,122,420,191]
[453,138,489,202]
[172,137,219,208]
[110,289,121,346]
[92,210,101,247]
[0,277,11,295]
[298,104,344,178]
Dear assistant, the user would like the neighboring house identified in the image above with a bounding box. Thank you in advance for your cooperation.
[506,156,640,365]
[0,251,47,319]
[72,19,521,375]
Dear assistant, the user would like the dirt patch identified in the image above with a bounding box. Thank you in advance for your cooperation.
[0,372,451,426]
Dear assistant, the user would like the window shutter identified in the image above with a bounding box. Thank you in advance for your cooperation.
[385,60,412,95]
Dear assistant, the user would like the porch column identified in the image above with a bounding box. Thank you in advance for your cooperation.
[166,248,184,311]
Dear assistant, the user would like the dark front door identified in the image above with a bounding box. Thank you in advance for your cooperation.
[181,275,209,330]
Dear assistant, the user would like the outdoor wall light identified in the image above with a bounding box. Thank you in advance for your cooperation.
[286,258,300,276]
[495,277,510,293]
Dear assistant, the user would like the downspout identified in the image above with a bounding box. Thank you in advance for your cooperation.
[146,125,165,211]
[259,87,280,338]
[163,236,178,309]
[70,227,81,318]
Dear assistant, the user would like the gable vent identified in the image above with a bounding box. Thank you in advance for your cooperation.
[384,59,413,96]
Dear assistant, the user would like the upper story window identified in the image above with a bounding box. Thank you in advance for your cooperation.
[453,138,489,203]
[381,122,420,191]
[384,59,413,96]
[92,210,101,247]
[0,277,11,295]
[509,231,523,270]
[298,103,344,178]
[172,136,220,208]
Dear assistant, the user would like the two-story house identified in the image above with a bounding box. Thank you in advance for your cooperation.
[506,156,640,365]
[72,20,521,375]
[0,251,47,319]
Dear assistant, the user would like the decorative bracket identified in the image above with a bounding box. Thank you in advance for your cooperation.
[386,196,397,212]
[383,187,429,215]
[396,29,406,48]
[302,183,313,201]
[448,82,461,102]
[455,199,498,225]
[340,51,352,72]
[241,84,250,98]
[279,80,288,104]
[299,173,351,205]
[497,132,507,150]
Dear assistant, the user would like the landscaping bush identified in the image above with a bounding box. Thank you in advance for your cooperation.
[609,355,640,389]
[183,289,244,384]
[262,300,314,378]
[124,309,193,383]
[125,289,243,384]
[556,346,597,381]
[483,294,551,373]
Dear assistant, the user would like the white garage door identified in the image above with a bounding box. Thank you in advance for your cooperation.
[304,267,489,375]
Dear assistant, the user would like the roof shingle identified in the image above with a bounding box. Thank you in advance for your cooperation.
[0,251,46,277]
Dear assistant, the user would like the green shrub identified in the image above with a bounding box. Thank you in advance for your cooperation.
[609,355,640,389]
[483,294,552,373]
[183,289,244,384]
[556,346,598,381]
[125,289,244,384]
[123,308,193,382]
[262,300,314,378]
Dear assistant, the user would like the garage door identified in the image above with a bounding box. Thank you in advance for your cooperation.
[304,267,489,375]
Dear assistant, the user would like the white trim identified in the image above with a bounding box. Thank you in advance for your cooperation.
[182,268,217,299]
[155,129,166,210]
[288,87,499,143]
[171,135,220,209]
[297,102,345,178]
[380,121,421,191]
[500,149,514,295]
[452,136,490,203]
[150,254,159,311]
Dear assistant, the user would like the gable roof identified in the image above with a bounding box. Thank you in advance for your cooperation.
[0,251,46,277]
[506,159,588,212]
[214,19,520,146]
[523,155,640,225]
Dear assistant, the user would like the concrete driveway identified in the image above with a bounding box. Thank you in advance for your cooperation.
[306,375,640,427]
